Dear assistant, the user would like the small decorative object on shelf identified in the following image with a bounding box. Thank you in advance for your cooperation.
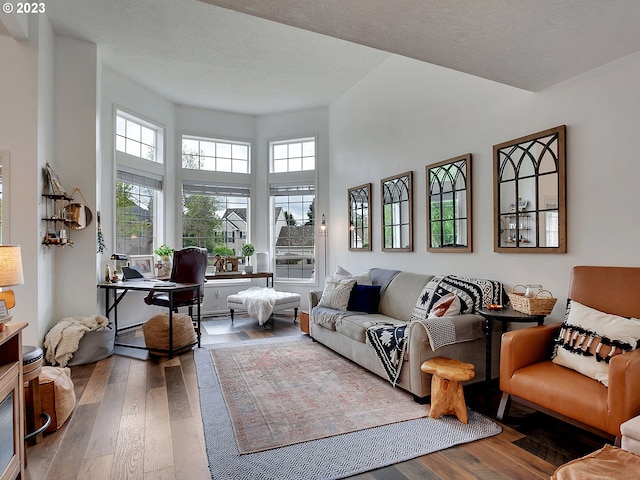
[241,243,255,273]
[0,300,10,332]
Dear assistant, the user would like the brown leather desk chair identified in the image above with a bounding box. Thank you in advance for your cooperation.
[144,247,207,336]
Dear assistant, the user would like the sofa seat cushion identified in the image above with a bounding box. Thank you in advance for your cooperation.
[510,360,609,433]
[336,314,406,343]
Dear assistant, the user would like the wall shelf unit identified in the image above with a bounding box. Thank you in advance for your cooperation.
[41,193,73,247]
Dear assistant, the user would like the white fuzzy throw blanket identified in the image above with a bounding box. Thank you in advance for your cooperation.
[44,314,109,367]
[235,287,283,325]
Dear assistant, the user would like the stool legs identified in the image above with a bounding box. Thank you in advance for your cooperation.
[428,375,469,424]
[25,376,43,445]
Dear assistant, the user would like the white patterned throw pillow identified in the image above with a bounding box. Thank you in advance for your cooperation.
[552,300,640,386]
[318,277,357,311]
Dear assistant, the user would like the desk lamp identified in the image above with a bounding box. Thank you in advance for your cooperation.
[0,245,24,331]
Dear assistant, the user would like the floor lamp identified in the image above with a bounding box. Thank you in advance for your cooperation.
[0,245,24,331]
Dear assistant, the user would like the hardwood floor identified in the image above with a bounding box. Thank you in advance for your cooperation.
[25,312,608,479]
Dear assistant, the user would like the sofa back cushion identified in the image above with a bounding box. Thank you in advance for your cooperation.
[378,272,433,321]
[569,266,640,319]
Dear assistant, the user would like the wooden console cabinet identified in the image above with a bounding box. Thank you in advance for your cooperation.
[0,323,26,480]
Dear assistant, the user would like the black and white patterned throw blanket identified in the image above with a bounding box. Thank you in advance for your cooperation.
[365,323,409,387]
[412,274,507,319]
[366,274,507,385]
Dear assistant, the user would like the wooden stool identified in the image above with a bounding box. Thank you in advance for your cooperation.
[23,346,51,448]
[421,356,475,424]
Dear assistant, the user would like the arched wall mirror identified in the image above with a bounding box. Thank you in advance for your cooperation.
[426,154,472,252]
[348,183,371,251]
[494,125,566,253]
[381,171,413,252]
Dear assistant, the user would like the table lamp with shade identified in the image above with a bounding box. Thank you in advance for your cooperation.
[0,245,24,331]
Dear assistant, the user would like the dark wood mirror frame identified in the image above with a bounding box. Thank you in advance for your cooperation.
[381,171,413,252]
[348,183,372,251]
[494,125,566,253]
[426,154,472,253]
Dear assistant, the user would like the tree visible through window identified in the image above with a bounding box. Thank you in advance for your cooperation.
[182,190,249,259]
[116,181,156,255]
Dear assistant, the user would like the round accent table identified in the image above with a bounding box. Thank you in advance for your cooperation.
[477,306,546,411]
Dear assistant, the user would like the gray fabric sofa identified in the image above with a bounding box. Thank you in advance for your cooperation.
[309,269,502,401]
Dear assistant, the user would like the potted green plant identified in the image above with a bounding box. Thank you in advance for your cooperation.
[241,243,255,273]
[154,244,174,276]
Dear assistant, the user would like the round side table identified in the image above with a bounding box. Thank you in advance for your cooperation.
[477,306,546,411]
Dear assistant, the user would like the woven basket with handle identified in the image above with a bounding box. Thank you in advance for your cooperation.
[507,284,557,315]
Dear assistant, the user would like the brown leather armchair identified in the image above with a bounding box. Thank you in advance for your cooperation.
[498,266,640,441]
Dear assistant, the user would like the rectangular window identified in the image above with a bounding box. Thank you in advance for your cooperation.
[182,136,250,174]
[271,185,315,281]
[182,183,250,262]
[116,111,160,163]
[114,110,164,259]
[115,171,162,256]
[271,138,315,173]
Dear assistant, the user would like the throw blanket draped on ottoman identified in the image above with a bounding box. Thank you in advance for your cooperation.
[231,287,301,325]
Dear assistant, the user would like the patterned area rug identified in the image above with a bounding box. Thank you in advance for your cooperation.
[195,337,502,480]
[210,337,429,453]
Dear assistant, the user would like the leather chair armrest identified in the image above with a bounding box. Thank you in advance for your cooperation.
[500,323,561,391]
[608,349,640,434]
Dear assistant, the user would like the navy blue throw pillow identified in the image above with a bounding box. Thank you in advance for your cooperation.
[348,285,382,313]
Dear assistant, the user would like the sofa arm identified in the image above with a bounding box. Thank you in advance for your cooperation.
[500,323,561,391]
[308,290,322,311]
[608,349,640,434]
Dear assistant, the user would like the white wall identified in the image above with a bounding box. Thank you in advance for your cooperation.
[52,36,100,322]
[0,18,50,345]
[329,52,640,323]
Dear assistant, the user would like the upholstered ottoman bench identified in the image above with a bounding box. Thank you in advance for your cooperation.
[621,415,640,455]
[227,287,300,327]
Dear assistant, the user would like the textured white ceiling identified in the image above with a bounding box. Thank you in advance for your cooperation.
[45,0,389,115]
[201,0,640,91]
[44,0,640,115]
